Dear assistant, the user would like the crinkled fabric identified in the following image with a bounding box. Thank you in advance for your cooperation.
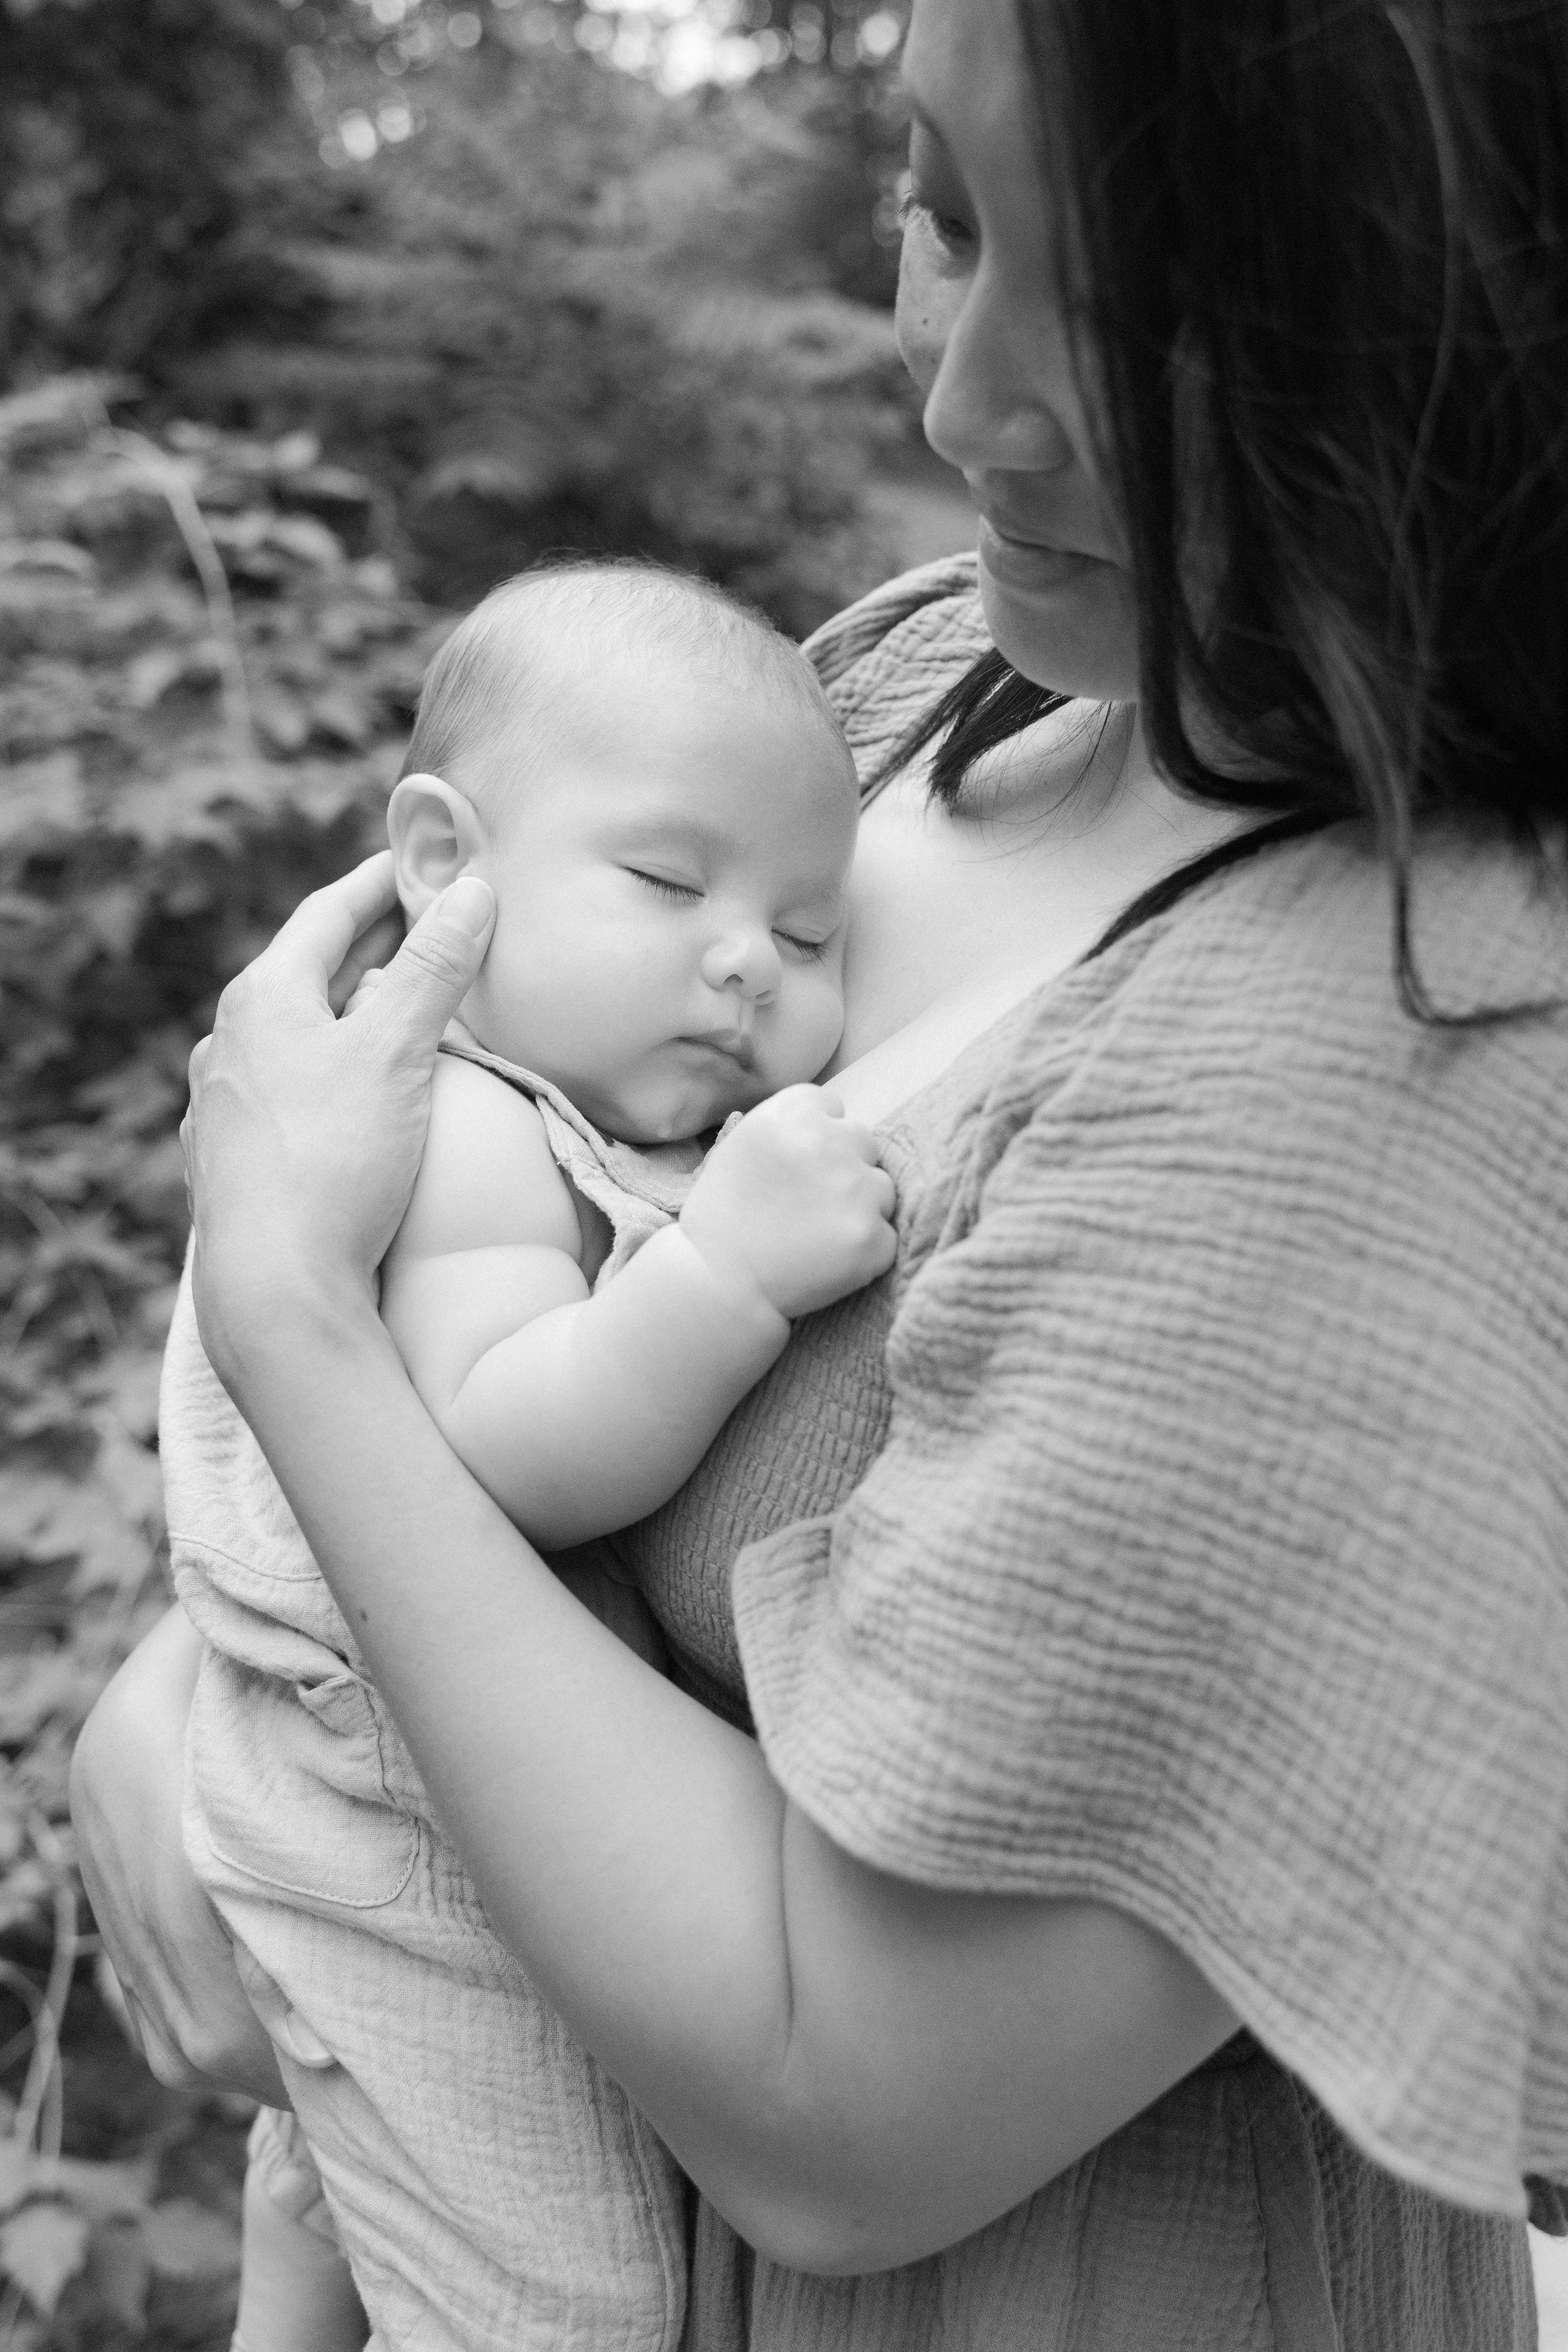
[167,1042,702,2351]
[735,817,1568,2217]
[618,555,1555,2349]
[437,1025,707,1287]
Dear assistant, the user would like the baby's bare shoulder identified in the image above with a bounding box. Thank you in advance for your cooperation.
[393,1053,583,1263]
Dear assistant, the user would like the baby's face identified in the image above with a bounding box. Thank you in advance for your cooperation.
[457,662,857,1144]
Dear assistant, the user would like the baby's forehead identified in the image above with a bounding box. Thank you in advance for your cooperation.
[486,598,850,767]
[489,583,830,721]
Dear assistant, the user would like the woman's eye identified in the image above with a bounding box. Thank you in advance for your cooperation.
[629,871,700,903]
[900,186,974,253]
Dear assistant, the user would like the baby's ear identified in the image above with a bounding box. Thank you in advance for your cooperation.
[387,773,487,919]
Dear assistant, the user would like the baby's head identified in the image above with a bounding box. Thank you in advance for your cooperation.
[389,560,858,1145]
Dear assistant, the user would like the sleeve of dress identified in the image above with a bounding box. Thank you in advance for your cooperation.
[800,553,988,776]
[731,827,1568,2218]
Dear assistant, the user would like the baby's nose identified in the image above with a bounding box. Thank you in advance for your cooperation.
[701,924,781,1000]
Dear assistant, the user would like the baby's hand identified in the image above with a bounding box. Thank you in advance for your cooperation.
[679,1084,897,1321]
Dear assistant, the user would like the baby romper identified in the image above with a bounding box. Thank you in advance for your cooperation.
[164,1031,697,2352]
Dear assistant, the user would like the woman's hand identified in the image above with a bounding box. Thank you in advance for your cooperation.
[181,853,495,1394]
[70,1607,290,2104]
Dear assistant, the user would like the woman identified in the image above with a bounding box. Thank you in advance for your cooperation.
[73,0,1568,2342]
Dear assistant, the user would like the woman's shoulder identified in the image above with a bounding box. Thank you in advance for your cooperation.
[802,554,988,776]
[1018,814,1568,1113]
[960,818,1568,1350]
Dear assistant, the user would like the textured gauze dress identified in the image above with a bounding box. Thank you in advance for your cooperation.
[618,554,1568,2352]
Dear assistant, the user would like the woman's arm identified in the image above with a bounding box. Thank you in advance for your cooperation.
[225,1284,1233,2272]
[176,857,1236,2273]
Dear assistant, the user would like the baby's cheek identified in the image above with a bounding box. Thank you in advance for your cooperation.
[790,971,849,1084]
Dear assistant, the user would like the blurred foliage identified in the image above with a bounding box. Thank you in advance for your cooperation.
[0,0,324,378]
[0,373,442,2344]
[1,0,915,627]
[0,0,918,2324]
[171,36,911,626]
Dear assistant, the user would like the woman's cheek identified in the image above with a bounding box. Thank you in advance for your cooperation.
[894,231,948,400]
[802,967,850,1079]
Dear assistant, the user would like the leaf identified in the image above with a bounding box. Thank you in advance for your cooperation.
[125,640,224,711]
[0,1471,99,1564]
[115,1131,190,1240]
[0,539,97,583]
[0,752,86,850]
[308,687,371,749]
[74,880,146,957]
[0,1804,26,1871]
[0,1464,156,1600]
[95,772,235,853]
[0,1647,112,1745]
[140,2198,241,2282]
[0,2148,154,2224]
[0,1858,54,1934]
[87,1425,165,1534]
[80,1344,164,1441]
[270,429,323,473]
[0,2201,90,2319]
[85,2218,152,2329]
[255,691,311,756]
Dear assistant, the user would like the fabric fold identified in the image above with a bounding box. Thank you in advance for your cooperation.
[733,814,1568,2218]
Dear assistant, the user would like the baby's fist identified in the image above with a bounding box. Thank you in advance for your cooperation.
[680,1085,897,1321]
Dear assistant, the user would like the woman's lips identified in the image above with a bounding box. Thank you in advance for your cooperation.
[977,514,1099,592]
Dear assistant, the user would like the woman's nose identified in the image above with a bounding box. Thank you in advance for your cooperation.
[917,263,1078,482]
[701,926,781,1002]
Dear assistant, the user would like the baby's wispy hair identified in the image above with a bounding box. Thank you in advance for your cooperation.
[401,558,845,822]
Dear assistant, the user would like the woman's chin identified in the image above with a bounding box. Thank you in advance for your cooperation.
[977,561,1141,705]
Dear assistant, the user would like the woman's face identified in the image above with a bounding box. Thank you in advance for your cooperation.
[895,0,1140,701]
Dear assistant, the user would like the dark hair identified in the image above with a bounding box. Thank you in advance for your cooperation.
[918,0,1568,1018]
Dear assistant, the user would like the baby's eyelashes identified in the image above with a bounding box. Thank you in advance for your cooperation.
[625,865,840,964]
[627,869,702,903]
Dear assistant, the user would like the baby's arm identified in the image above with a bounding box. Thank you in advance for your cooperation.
[380,1057,893,1550]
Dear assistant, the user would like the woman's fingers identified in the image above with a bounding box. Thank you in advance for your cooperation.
[179,872,497,1375]
[328,907,406,1017]
[260,851,401,1004]
[356,876,496,1063]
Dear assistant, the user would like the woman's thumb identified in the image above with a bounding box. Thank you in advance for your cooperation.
[369,877,495,1046]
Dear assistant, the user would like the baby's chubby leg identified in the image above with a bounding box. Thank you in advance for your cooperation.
[184,1560,686,2352]
[233,2109,367,2352]
[208,1833,687,2352]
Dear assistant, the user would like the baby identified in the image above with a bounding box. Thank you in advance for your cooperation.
[160,559,891,2352]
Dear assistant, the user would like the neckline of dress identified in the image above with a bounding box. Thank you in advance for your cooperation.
[858,809,1340,1138]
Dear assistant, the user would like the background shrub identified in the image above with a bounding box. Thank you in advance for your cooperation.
[0,5,935,2333]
